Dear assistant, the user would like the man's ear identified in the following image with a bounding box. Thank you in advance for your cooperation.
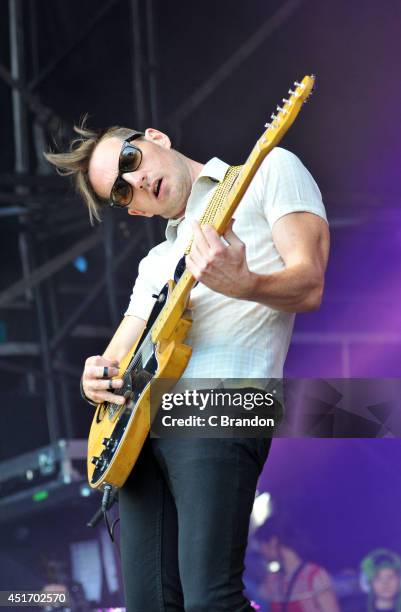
[144,128,171,149]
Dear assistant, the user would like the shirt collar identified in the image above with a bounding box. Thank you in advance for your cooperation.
[195,157,229,183]
[165,157,229,241]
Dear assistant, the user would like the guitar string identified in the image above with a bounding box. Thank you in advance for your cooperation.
[105,166,242,418]
[107,332,153,416]
[121,166,243,379]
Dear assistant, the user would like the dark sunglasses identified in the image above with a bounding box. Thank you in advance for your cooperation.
[109,135,143,208]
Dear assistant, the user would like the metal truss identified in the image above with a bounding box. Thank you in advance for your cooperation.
[166,0,304,136]
[0,0,162,449]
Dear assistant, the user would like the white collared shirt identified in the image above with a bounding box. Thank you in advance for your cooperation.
[125,147,327,379]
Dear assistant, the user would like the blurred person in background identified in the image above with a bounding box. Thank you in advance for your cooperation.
[257,517,340,611]
[360,549,401,612]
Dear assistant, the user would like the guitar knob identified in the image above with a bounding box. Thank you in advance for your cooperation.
[102,437,116,450]
[91,455,105,469]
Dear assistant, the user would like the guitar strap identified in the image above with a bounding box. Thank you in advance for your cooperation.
[174,164,243,282]
[282,561,307,612]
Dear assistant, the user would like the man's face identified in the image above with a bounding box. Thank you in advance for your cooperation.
[88,129,194,219]
[372,568,401,602]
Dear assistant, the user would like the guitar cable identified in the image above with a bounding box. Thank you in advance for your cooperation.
[101,484,116,542]
[103,505,120,543]
[87,484,120,544]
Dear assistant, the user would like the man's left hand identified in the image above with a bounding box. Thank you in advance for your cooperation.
[185,219,255,298]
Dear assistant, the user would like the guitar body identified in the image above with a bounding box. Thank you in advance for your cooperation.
[87,280,193,490]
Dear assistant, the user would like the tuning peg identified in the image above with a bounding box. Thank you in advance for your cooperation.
[276,105,287,114]
[270,112,276,120]
[294,81,301,87]
[288,89,295,95]
[282,98,289,104]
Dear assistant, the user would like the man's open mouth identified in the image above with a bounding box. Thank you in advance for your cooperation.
[154,178,162,198]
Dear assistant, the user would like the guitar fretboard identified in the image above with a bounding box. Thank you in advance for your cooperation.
[149,75,314,344]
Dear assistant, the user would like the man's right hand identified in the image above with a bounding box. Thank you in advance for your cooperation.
[82,355,125,406]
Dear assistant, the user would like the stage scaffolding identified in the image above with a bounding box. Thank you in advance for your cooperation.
[0,0,162,450]
[0,0,397,458]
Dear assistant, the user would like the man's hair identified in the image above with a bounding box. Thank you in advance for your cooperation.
[44,117,143,224]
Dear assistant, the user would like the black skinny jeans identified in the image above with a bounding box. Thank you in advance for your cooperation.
[119,437,271,612]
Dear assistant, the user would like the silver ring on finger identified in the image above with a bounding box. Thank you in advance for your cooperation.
[102,366,109,379]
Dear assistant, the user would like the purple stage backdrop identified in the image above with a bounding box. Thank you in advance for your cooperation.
[1,1,401,608]
[286,217,401,378]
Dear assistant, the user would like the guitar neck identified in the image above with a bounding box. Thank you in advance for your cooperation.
[150,75,315,344]
[212,136,276,232]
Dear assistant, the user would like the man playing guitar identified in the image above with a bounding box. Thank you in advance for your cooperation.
[46,121,329,611]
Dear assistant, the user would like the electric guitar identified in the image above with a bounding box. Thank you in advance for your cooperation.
[87,75,316,491]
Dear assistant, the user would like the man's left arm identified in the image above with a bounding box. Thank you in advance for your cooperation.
[186,212,329,313]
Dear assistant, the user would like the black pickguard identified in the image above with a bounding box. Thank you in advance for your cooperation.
[91,284,169,485]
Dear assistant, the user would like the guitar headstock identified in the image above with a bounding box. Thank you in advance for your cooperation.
[260,75,316,150]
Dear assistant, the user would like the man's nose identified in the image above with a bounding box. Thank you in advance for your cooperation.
[122,171,147,190]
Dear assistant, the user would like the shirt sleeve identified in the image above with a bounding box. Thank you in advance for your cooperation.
[310,566,333,594]
[124,252,158,320]
[259,147,328,228]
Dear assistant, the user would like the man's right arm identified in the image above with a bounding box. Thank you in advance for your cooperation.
[81,315,147,406]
